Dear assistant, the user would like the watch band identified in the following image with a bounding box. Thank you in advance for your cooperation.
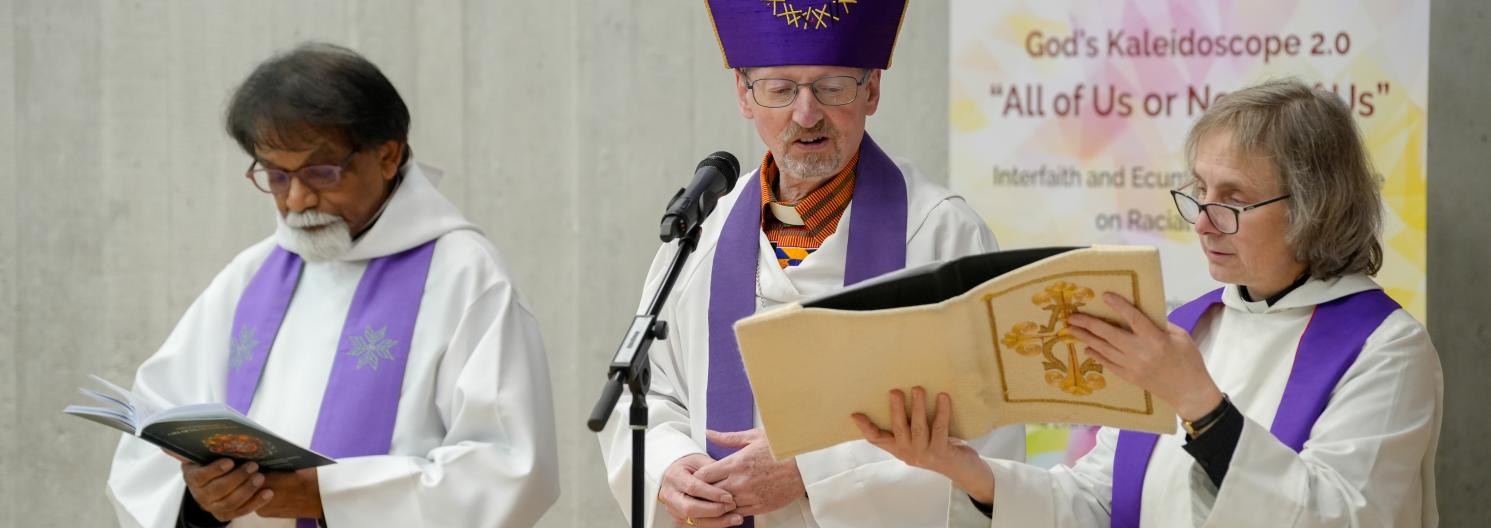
[1183,394,1231,438]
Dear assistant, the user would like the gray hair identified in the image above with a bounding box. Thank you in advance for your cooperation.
[1185,78,1383,279]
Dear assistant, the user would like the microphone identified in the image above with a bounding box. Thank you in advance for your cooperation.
[659,151,740,242]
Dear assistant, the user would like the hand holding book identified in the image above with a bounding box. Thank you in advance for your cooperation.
[852,387,996,504]
[1066,293,1226,422]
[734,245,1180,460]
[62,375,334,471]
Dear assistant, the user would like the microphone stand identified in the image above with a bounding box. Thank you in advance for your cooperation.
[588,225,703,528]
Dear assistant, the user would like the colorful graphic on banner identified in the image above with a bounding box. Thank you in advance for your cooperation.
[950,1,1428,320]
[1027,424,1100,469]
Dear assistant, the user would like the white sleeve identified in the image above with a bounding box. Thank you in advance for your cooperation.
[1205,311,1441,528]
[316,280,559,527]
[106,258,249,528]
[910,197,999,259]
[597,241,706,528]
[984,426,1116,527]
[794,424,1024,527]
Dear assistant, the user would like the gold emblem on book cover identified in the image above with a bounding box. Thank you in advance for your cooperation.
[1000,282,1107,396]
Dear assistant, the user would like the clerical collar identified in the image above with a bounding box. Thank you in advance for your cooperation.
[758,151,859,232]
[1239,272,1311,307]
[352,146,414,242]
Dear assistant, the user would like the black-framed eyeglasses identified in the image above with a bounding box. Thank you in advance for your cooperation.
[245,150,358,195]
[1170,186,1291,235]
[741,69,871,108]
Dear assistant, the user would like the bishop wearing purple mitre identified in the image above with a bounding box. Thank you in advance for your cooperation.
[597,2,1026,527]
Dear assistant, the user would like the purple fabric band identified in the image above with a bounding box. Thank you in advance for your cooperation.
[308,239,438,457]
[842,135,909,286]
[227,248,303,414]
[706,133,907,456]
[227,240,439,528]
[705,135,906,526]
[1269,289,1400,450]
[706,162,766,461]
[1109,287,1399,527]
[703,134,900,525]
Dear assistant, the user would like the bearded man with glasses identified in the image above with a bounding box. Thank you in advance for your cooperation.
[596,3,1024,527]
[106,42,559,528]
[855,79,1442,528]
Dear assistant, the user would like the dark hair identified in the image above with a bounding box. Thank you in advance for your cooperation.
[225,42,409,155]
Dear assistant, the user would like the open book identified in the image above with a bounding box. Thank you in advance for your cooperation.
[733,245,1178,460]
[63,376,334,471]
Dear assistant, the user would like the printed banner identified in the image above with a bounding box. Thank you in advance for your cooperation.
[950,0,1428,320]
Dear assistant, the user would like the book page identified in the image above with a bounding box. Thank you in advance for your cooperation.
[88,374,161,419]
[62,405,137,434]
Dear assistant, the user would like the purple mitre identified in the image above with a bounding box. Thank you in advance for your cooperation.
[706,0,909,69]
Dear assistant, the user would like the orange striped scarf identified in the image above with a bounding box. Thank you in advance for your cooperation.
[759,151,860,268]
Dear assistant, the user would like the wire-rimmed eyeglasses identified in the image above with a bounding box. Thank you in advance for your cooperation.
[742,69,871,108]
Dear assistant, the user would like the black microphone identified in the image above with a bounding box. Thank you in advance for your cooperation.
[659,151,740,242]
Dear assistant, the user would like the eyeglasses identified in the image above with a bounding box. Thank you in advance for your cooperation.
[245,150,358,195]
[742,70,871,108]
[1170,185,1290,235]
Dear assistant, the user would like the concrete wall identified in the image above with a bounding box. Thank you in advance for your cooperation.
[0,0,1484,526]
[1427,0,1491,525]
[0,1,948,525]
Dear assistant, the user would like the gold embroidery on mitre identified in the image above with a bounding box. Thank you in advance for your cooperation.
[765,0,856,30]
[1001,282,1108,396]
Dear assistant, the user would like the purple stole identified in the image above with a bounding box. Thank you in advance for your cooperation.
[706,134,906,526]
[1109,286,1400,528]
[226,240,438,528]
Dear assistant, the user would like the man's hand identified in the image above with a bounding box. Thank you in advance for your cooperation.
[254,468,324,519]
[658,453,742,527]
[693,428,805,518]
[176,456,274,523]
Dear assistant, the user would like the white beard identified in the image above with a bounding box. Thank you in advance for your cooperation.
[780,150,842,181]
[777,120,844,181]
[280,210,353,262]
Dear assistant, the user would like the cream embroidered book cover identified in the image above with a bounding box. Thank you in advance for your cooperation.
[733,245,1177,460]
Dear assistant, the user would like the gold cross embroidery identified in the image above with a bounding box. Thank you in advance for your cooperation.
[768,1,808,29]
[765,0,849,30]
[1001,282,1108,396]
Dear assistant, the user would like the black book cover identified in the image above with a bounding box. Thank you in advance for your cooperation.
[804,246,1085,311]
[140,417,335,471]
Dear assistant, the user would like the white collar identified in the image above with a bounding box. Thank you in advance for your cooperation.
[1221,274,1381,314]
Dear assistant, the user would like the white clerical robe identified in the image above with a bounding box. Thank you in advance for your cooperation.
[107,161,559,527]
[598,156,1028,528]
[982,274,1442,527]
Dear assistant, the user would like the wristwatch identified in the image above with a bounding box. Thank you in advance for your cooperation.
[1182,394,1232,439]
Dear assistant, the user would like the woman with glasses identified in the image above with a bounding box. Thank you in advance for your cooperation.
[853,78,1442,527]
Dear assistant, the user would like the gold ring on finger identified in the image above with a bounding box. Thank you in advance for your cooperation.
[686,517,695,526]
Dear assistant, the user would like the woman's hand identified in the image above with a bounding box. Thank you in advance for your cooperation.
[1067,292,1224,420]
[852,387,996,504]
